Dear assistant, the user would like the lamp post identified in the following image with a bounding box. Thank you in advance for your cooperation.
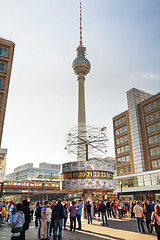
[120,180,123,199]
[28,177,31,200]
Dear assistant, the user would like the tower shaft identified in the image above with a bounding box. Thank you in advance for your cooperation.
[78,73,86,126]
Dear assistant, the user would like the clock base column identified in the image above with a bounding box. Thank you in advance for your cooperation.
[83,190,93,219]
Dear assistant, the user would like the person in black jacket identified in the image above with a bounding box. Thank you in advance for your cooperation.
[20,199,30,240]
[145,204,153,234]
[52,198,65,240]
[99,201,108,226]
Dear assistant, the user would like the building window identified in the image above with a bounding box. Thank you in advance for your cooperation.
[115,129,119,136]
[0,78,3,88]
[149,137,154,145]
[155,135,160,143]
[125,145,129,152]
[150,148,156,156]
[119,118,122,125]
[156,100,160,107]
[146,115,150,123]
[158,160,160,167]
[0,47,7,56]
[153,124,158,131]
[120,128,123,134]
[127,166,131,173]
[158,111,160,118]
[147,126,152,133]
[118,158,121,163]
[144,105,149,112]
[126,155,130,162]
[122,157,125,162]
[120,137,124,143]
[152,160,158,168]
[123,167,126,173]
[121,146,125,153]
[115,120,118,127]
[152,113,156,120]
[123,116,126,123]
[0,62,5,71]
[124,126,127,132]
[116,139,120,145]
[118,168,122,174]
[117,148,121,154]
[157,147,160,155]
[150,103,155,110]
[124,135,128,142]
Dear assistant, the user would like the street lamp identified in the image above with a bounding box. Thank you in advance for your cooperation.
[28,177,31,200]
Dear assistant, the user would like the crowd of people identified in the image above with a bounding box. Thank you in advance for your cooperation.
[1,198,160,240]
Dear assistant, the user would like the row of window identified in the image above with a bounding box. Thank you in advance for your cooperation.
[144,99,160,113]
[118,165,131,174]
[150,147,160,156]
[0,62,5,72]
[146,112,160,123]
[149,135,160,145]
[114,116,127,127]
[0,47,7,57]
[152,160,160,169]
[147,122,160,134]
[4,181,60,187]
[117,155,130,164]
[0,78,3,88]
[117,145,129,155]
[116,135,128,145]
[115,125,127,136]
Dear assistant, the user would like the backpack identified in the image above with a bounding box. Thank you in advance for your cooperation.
[36,206,42,218]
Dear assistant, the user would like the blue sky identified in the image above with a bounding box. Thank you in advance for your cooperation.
[0,0,160,174]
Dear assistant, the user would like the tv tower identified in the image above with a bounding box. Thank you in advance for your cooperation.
[72,2,91,127]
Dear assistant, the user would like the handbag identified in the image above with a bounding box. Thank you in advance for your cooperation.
[151,214,156,227]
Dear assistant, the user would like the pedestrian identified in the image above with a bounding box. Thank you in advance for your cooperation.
[50,200,56,236]
[106,201,111,218]
[9,202,14,225]
[52,198,65,240]
[46,203,52,239]
[86,201,92,224]
[20,199,30,240]
[40,200,49,240]
[99,201,108,226]
[133,201,146,234]
[131,201,135,219]
[151,205,160,239]
[11,203,25,240]
[76,200,83,230]
[1,204,6,225]
[70,201,77,231]
[149,200,155,212]
[35,201,40,227]
[145,204,153,234]
[63,203,68,230]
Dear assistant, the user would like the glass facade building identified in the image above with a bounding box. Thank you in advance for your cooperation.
[113,88,160,200]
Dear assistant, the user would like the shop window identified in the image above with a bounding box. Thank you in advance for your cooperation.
[146,115,151,123]
[144,105,149,112]
[149,137,154,145]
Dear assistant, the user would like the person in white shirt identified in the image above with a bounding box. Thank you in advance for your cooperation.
[133,201,146,233]
[46,204,52,239]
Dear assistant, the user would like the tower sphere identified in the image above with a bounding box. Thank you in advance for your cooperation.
[72,56,91,76]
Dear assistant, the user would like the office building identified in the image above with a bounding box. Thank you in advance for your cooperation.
[113,88,160,200]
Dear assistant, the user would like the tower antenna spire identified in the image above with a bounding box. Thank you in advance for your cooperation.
[80,2,83,45]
